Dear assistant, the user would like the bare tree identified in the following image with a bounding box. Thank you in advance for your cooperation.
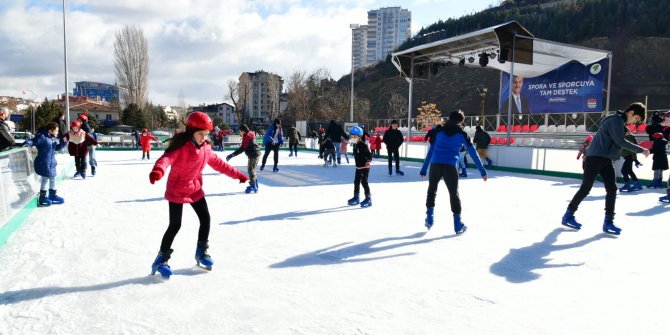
[387,91,408,120]
[177,89,186,116]
[285,70,309,120]
[114,25,149,109]
[226,77,250,125]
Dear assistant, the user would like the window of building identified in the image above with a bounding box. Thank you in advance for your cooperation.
[106,114,112,121]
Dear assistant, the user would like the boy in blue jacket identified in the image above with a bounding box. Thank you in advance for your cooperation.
[33,122,69,206]
[420,110,487,233]
[260,118,283,172]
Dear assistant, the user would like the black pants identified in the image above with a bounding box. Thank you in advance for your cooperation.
[74,155,87,173]
[261,143,279,168]
[354,168,370,196]
[425,164,461,214]
[387,147,400,173]
[621,157,638,183]
[318,142,324,158]
[568,156,618,217]
[289,142,298,155]
[160,197,210,253]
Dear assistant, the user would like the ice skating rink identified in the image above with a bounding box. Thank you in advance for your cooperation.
[1,150,669,335]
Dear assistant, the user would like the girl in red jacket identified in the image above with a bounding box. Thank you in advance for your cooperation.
[140,128,158,160]
[370,131,382,158]
[148,112,249,279]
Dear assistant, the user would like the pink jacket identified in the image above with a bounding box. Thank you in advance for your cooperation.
[152,140,246,203]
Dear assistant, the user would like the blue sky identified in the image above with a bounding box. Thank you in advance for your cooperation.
[0,0,498,105]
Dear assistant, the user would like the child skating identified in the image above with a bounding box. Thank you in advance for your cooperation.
[226,124,261,194]
[140,128,158,160]
[148,112,249,279]
[346,126,373,208]
[419,110,487,233]
[33,122,69,206]
[63,120,98,179]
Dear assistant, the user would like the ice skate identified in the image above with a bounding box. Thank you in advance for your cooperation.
[48,189,64,204]
[151,249,173,279]
[195,242,213,270]
[453,213,467,235]
[347,193,360,206]
[602,216,621,235]
[425,207,434,230]
[561,209,581,229]
[360,195,372,208]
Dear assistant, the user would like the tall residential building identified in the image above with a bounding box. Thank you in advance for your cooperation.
[73,81,120,103]
[365,7,411,66]
[239,71,284,124]
[352,25,368,70]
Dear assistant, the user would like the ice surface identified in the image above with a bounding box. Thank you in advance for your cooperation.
[1,150,669,334]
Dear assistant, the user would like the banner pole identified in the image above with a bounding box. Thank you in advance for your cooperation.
[605,53,612,113]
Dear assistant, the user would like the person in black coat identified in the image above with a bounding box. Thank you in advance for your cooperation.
[324,120,348,165]
[0,107,15,151]
[346,126,373,208]
[424,122,443,145]
[649,132,668,188]
[51,112,67,139]
[382,120,404,176]
[473,126,493,167]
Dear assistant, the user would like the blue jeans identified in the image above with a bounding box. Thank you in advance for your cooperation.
[334,142,341,163]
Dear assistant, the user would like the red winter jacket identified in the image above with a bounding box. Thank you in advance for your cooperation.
[140,133,157,151]
[152,140,246,203]
[370,134,382,150]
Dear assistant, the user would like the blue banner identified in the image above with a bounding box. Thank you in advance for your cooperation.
[498,59,608,114]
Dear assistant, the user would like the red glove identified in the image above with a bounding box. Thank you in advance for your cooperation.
[237,174,249,184]
[149,169,163,184]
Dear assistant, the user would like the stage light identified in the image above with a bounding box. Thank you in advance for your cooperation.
[478,52,489,67]
[445,60,453,67]
[489,52,496,59]
[468,56,475,64]
[458,58,465,66]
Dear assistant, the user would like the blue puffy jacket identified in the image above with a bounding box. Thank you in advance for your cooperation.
[33,130,68,178]
[263,123,284,146]
[420,121,487,177]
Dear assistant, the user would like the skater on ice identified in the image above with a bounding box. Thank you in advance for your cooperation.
[260,118,283,172]
[148,112,249,279]
[346,126,373,208]
[226,124,261,194]
[383,120,404,176]
[63,120,98,179]
[619,129,643,192]
[562,102,649,235]
[419,110,487,233]
[647,132,668,189]
[32,122,68,207]
[140,128,158,160]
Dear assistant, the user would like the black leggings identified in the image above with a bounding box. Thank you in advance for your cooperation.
[621,157,638,183]
[387,147,400,172]
[568,156,618,217]
[425,164,460,214]
[261,143,279,168]
[160,197,210,252]
[354,168,370,196]
[74,155,87,173]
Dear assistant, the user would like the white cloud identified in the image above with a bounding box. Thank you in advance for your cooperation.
[0,0,495,106]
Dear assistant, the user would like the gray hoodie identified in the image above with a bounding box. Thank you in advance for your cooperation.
[585,111,643,160]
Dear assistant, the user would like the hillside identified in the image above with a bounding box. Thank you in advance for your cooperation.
[341,0,670,118]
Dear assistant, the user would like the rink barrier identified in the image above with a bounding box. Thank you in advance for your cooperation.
[0,148,74,248]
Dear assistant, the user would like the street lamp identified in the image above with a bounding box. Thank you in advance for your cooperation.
[349,23,360,123]
[477,87,487,127]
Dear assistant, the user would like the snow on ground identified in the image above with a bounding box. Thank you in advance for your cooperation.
[1,149,669,335]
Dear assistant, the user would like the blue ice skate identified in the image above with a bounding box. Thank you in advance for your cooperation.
[561,209,582,230]
[659,189,670,203]
[360,195,372,208]
[396,170,404,176]
[453,213,467,235]
[602,216,621,235]
[272,167,279,172]
[48,189,64,204]
[151,249,173,279]
[618,183,631,192]
[425,207,434,230]
[195,242,213,270]
[629,180,643,191]
[347,193,360,206]
[37,190,52,207]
